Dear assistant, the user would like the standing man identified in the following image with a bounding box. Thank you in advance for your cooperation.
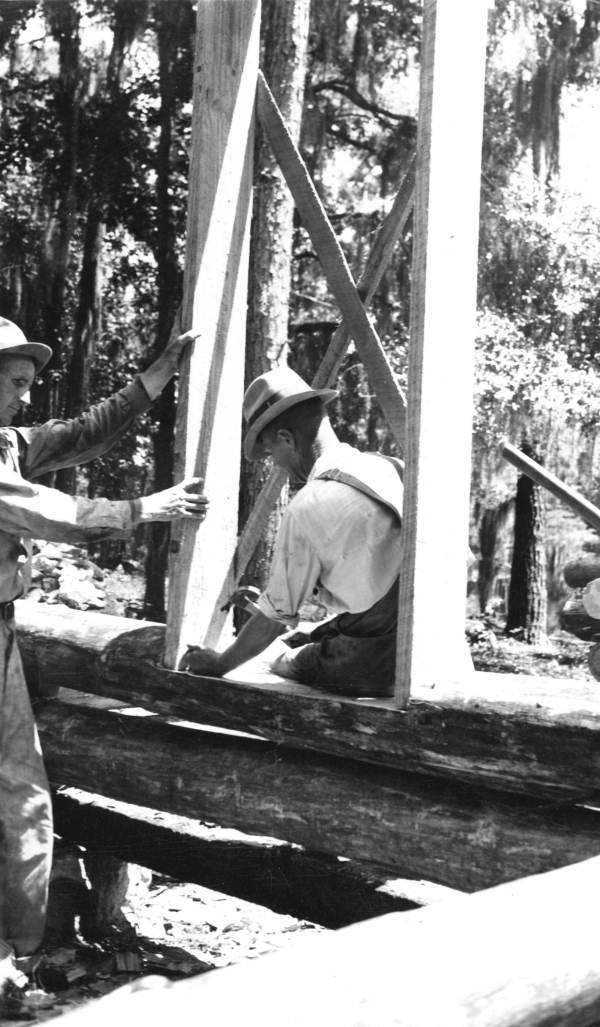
[0,316,207,959]
[181,365,403,696]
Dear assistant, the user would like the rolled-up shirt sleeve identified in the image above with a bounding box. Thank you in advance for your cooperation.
[19,379,152,480]
[0,472,136,543]
[257,508,321,627]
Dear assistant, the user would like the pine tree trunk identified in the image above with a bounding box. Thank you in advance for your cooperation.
[53,1,147,496]
[239,0,311,598]
[477,499,512,614]
[37,1,82,422]
[505,443,547,643]
[55,206,104,495]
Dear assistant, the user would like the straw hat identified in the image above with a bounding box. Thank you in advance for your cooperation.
[243,366,337,460]
[0,317,52,372]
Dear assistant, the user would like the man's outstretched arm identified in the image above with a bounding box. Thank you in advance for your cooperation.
[179,611,287,678]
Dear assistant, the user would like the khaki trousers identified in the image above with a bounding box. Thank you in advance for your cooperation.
[0,619,52,955]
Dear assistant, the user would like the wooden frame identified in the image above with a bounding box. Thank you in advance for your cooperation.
[164,0,489,705]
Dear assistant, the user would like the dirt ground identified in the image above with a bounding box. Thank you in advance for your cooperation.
[2,615,595,1023]
[2,872,322,1023]
[467,617,593,679]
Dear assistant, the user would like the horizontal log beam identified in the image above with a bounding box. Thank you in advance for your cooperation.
[55,854,600,1027]
[18,603,600,803]
[53,788,457,928]
[38,693,600,894]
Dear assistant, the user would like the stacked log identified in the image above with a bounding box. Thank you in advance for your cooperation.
[16,602,600,915]
[559,556,600,679]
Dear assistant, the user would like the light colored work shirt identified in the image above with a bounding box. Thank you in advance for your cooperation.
[258,443,403,627]
[0,380,151,604]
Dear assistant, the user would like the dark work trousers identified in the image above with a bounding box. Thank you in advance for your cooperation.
[288,579,399,696]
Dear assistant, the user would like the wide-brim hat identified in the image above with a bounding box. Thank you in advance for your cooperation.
[243,365,338,460]
[0,317,52,372]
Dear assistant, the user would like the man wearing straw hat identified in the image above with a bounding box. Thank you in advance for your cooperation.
[181,365,403,696]
[0,316,207,963]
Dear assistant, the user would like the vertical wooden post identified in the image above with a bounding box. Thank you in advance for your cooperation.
[164,0,260,668]
[395,0,489,702]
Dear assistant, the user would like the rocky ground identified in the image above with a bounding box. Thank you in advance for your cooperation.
[1,552,595,1023]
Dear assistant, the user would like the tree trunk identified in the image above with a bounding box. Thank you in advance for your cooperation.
[238,0,311,602]
[55,206,105,494]
[477,499,512,614]
[505,442,547,643]
[53,0,148,491]
[37,0,82,422]
[143,0,193,621]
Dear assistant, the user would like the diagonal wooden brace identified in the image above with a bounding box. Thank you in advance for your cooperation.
[256,71,407,444]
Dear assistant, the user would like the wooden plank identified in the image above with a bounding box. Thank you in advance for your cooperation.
[53,788,441,928]
[38,693,600,894]
[395,0,488,701]
[208,159,415,621]
[18,604,600,802]
[256,71,407,446]
[53,855,600,1027]
[164,0,260,665]
[503,441,600,534]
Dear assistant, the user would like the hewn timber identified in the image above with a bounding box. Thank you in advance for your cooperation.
[55,855,600,1027]
[19,603,600,803]
[395,0,488,701]
[53,788,460,928]
[36,693,600,894]
[165,0,260,663]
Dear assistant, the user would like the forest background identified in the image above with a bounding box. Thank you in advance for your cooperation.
[1,0,600,644]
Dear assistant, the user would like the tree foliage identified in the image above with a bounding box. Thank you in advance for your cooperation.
[1,0,600,629]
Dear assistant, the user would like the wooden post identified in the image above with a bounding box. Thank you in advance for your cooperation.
[395,0,489,702]
[164,0,260,667]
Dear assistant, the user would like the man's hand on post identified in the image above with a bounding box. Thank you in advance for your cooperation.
[139,325,201,399]
[163,326,201,363]
[137,477,208,523]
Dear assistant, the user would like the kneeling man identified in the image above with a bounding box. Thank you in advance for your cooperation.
[181,366,403,697]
